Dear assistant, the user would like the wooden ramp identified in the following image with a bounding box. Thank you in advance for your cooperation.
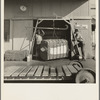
[4,64,82,83]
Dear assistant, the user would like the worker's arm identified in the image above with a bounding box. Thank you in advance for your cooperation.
[41,30,45,36]
[77,33,83,42]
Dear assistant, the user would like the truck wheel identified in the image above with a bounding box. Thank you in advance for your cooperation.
[75,68,95,83]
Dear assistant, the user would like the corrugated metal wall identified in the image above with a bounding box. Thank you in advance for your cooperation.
[4,0,89,19]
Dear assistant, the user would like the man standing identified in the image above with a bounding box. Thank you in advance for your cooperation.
[35,29,45,59]
[73,29,86,60]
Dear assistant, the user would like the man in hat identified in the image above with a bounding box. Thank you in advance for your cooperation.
[73,29,86,60]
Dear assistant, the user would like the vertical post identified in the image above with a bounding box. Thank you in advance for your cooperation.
[30,20,39,54]
[12,20,14,50]
[70,20,80,59]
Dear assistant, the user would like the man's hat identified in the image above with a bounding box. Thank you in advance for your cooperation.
[75,29,79,32]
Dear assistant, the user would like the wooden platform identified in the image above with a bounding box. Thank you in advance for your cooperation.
[4,64,82,83]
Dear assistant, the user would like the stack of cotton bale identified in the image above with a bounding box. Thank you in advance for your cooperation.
[4,50,29,61]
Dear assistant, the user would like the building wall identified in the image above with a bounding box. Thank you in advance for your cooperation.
[90,0,96,17]
[4,0,89,19]
[74,19,93,58]
[12,20,33,50]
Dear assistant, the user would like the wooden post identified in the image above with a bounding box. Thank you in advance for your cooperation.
[30,20,39,54]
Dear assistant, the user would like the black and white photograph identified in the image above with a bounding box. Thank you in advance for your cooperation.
[1,0,99,100]
[3,0,97,84]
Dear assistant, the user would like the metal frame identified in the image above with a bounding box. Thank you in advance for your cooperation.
[29,18,71,56]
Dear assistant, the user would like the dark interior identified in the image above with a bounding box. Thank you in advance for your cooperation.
[33,19,71,59]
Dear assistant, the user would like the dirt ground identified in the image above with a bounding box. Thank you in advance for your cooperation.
[4,58,96,71]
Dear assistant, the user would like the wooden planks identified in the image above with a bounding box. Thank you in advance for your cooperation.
[67,65,78,73]
[57,66,64,77]
[34,65,43,77]
[11,67,27,77]
[62,65,72,76]
[4,64,81,82]
[19,66,32,77]
[27,66,38,77]
[42,66,49,77]
[4,66,20,77]
[50,67,56,77]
